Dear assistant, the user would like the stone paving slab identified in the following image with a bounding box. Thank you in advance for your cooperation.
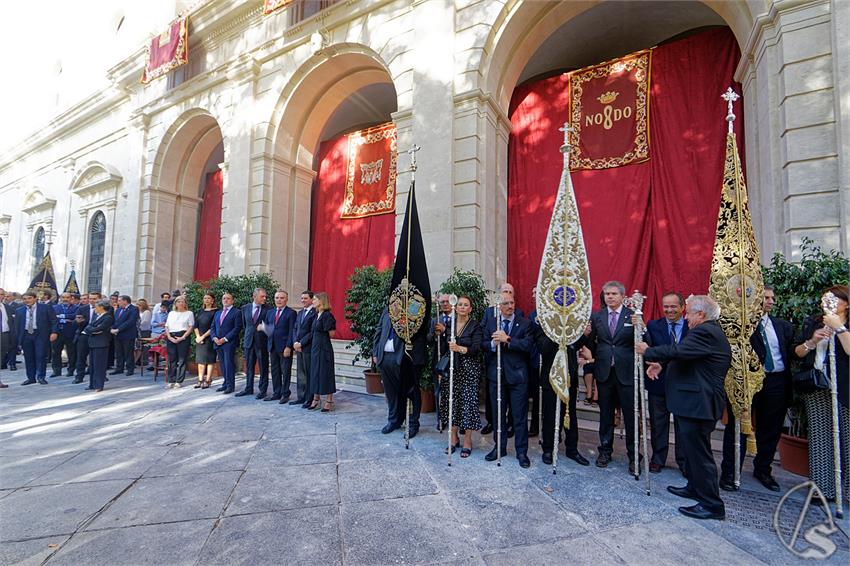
[47,519,215,566]
[86,471,241,530]
[0,368,848,565]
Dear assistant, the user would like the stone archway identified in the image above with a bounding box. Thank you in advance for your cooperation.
[141,109,225,297]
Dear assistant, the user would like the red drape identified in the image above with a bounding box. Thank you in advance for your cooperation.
[310,135,395,339]
[508,28,743,319]
[194,170,222,282]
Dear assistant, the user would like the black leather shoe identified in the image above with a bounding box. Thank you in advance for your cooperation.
[667,485,697,499]
[678,503,725,521]
[628,455,645,475]
[719,477,738,492]
[216,386,226,392]
[480,423,493,435]
[507,427,515,439]
[566,452,590,466]
[408,426,419,439]
[235,390,252,397]
[649,463,663,474]
[528,428,539,438]
[289,399,304,405]
[542,452,553,465]
[381,423,400,434]
[49,373,61,378]
[20,379,36,386]
[518,454,531,468]
[263,396,281,402]
[596,453,611,468]
[753,471,780,491]
[280,393,291,402]
[72,378,84,384]
[125,371,134,376]
[9,365,17,371]
[222,388,235,394]
[484,447,507,461]
[37,378,48,385]
[255,392,267,400]
[109,370,122,375]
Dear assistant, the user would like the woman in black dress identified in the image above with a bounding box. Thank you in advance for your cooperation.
[85,300,114,392]
[439,295,483,458]
[193,292,218,389]
[307,292,336,412]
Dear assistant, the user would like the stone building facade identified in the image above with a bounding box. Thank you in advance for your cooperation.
[1,0,847,301]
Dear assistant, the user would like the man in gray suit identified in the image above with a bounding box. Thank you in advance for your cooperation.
[586,280,639,472]
[373,308,425,437]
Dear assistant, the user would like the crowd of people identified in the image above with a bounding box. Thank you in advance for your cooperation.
[1,281,847,522]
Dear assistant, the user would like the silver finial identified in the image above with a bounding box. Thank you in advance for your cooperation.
[721,87,740,134]
[448,294,458,306]
[407,144,421,171]
[559,122,574,154]
[822,292,839,316]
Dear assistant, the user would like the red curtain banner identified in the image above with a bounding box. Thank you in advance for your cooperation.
[310,134,396,339]
[263,0,294,15]
[568,50,651,170]
[508,27,744,320]
[141,15,189,84]
[194,170,223,282]
[341,123,397,219]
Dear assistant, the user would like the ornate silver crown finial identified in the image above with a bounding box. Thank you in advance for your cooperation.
[559,123,574,154]
[407,144,421,171]
[721,87,740,134]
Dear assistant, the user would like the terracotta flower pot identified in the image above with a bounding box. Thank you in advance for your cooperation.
[778,433,809,477]
[363,369,384,394]
[420,388,436,413]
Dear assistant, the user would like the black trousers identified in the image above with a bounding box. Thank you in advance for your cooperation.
[378,355,421,427]
[597,368,637,461]
[114,338,135,374]
[679,416,724,513]
[243,339,269,393]
[269,350,293,398]
[528,358,541,433]
[721,371,789,478]
[489,377,529,456]
[51,333,76,375]
[648,393,685,470]
[75,338,89,378]
[89,346,107,390]
[108,336,115,368]
[541,372,580,455]
[295,350,310,401]
[166,333,190,384]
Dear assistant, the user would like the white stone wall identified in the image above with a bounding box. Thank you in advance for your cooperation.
[0,0,847,301]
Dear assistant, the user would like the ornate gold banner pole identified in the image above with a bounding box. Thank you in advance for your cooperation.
[536,123,593,475]
[709,87,765,490]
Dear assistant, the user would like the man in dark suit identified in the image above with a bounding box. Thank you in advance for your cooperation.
[638,295,732,521]
[481,293,533,468]
[110,295,139,376]
[587,280,639,471]
[264,290,297,402]
[51,292,78,377]
[644,292,689,474]
[237,288,270,397]
[212,292,243,394]
[1,288,18,375]
[720,286,794,492]
[72,312,88,383]
[292,291,316,406]
[373,307,426,437]
[16,291,59,385]
[531,307,590,466]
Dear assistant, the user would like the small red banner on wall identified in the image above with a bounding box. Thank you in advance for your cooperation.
[568,49,651,170]
[141,16,189,84]
[341,123,397,219]
[263,0,294,15]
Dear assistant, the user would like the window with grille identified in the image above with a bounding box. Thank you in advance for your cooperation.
[87,212,107,293]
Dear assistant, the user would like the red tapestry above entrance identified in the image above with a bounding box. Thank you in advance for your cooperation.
[141,15,189,84]
[568,49,651,170]
[341,123,397,219]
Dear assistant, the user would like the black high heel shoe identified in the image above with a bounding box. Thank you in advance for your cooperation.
[444,441,460,455]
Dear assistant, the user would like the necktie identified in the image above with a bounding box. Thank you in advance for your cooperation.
[502,318,510,334]
[117,307,123,319]
[220,307,228,325]
[669,321,678,344]
[275,308,281,325]
[608,310,618,336]
[27,306,35,333]
[252,306,259,324]
[758,320,775,372]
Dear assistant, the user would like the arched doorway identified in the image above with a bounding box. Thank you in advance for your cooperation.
[481,0,750,316]
[143,110,225,296]
[267,46,401,337]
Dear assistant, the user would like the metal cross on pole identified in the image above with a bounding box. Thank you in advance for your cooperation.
[721,87,740,134]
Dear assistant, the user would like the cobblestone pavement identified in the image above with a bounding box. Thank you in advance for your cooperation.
[1,368,848,565]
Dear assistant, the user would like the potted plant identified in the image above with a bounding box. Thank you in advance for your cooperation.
[345,265,393,394]
[762,237,848,476]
